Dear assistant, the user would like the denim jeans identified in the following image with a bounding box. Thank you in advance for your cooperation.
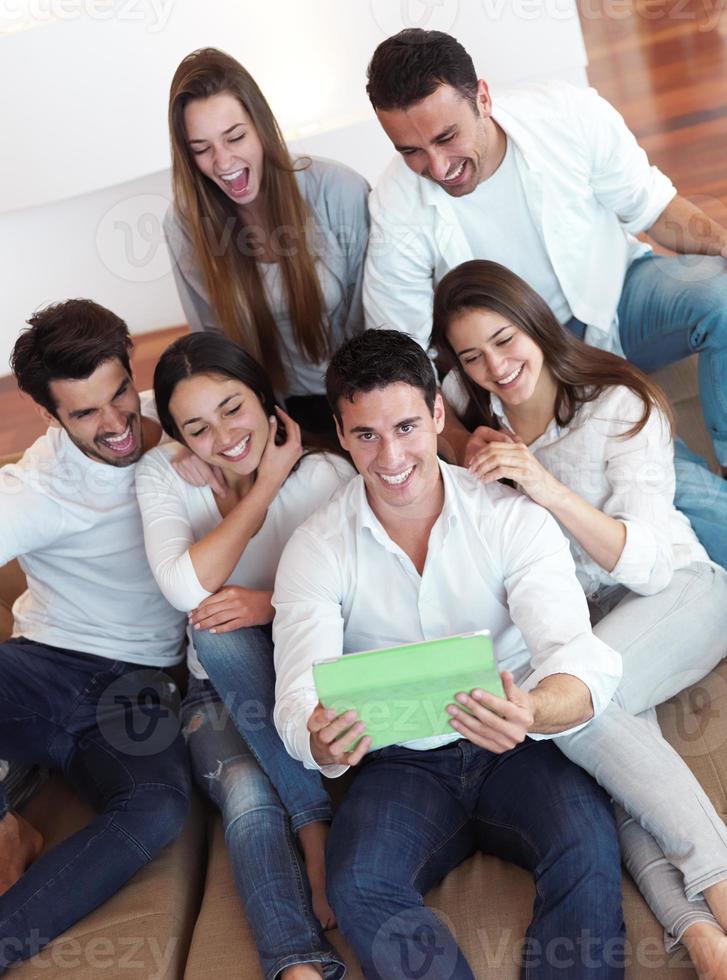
[192,624,331,832]
[182,678,345,980]
[327,738,625,979]
[619,253,727,565]
[618,252,727,468]
[0,638,190,973]
[557,562,727,947]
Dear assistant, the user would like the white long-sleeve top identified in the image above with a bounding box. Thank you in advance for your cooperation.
[488,386,711,597]
[273,459,622,776]
[0,395,185,666]
[135,446,353,678]
[363,81,676,356]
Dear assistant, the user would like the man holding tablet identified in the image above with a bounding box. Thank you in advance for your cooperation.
[273,330,625,979]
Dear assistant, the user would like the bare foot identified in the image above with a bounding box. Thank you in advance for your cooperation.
[297,820,336,931]
[280,965,324,980]
[683,922,727,979]
[0,811,44,896]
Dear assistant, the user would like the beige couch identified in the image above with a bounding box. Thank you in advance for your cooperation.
[2,357,723,979]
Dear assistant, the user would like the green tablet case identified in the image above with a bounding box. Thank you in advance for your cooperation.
[313,631,503,751]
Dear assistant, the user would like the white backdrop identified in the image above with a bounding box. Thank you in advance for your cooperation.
[0,0,588,373]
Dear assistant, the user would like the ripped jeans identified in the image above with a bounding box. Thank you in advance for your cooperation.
[182,677,345,980]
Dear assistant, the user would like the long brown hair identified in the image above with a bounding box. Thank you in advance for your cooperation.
[431,260,673,438]
[169,47,329,392]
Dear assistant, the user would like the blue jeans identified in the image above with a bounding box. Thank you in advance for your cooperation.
[565,252,727,568]
[192,625,331,831]
[182,678,345,980]
[0,638,190,973]
[327,739,625,979]
[619,253,727,566]
[618,252,727,467]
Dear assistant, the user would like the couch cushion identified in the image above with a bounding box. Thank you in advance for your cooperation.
[10,778,206,979]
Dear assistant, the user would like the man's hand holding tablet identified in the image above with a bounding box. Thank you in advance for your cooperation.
[446,671,535,753]
[307,704,372,767]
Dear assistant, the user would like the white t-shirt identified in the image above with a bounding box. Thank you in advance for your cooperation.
[449,137,571,324]
[1,399,185,666]
[135,447,354,678]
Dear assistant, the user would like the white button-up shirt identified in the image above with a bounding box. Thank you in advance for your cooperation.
[363,81,676,356]
[273,460,622,775]
[488,386,711,598]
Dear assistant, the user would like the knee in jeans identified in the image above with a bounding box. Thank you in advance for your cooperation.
[116,783,190,859]
[213,753,283,820]
[562,816,622,896]
[327,849,408,923]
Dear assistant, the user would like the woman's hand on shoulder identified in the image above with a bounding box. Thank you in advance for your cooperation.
[468,440,568,510]
[255,407,304,492]
[172,445,228,497]
[463,425,514,468]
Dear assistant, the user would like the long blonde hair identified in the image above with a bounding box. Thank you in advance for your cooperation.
[169,47,329,391]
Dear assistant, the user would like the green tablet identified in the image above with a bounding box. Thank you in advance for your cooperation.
[313,631,503,751]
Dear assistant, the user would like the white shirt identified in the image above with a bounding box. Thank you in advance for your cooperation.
[0,397,185,666]
[273,460,622,776]
[135,447,354,678]
[488,386,711,597]
[364,81,676,357]
[449,138,571,324]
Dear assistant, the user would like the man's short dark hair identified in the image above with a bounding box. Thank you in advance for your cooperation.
[366,29,478,112]
[326,330,437,424]
[11,299,133,416]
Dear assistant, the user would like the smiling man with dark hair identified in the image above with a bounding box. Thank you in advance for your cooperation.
[273,329,626,979]
[363,28,727,565]
[0,299,189,972]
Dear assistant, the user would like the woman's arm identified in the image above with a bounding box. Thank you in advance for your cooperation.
[468,393,676,592]
[136,450,214,612]
[468,439,627,572]
[187,410,303,593]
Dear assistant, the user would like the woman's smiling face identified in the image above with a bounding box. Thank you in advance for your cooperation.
[445,307,546,406]
[169,372,270,477]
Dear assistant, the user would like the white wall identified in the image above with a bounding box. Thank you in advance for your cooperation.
[1,0,588,373]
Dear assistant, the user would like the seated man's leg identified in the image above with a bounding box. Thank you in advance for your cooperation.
[327,745,477,980]
[472,739,624,979]
[618,252,727,470]
[183,684,345,980]
[673,440,727,568]
[0,644,190,972]
[194,625,331,830]
[0,640,63,900]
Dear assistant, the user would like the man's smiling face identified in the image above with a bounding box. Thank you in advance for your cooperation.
[335,382,445,518]
[45,358,143,467]
[375,80,494,196]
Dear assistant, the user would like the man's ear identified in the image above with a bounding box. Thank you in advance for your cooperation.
[433,392,446,435]
[34,403,60,429]
[476,78,493,119]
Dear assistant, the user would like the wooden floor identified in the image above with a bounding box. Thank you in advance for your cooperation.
[1,5,726,457]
